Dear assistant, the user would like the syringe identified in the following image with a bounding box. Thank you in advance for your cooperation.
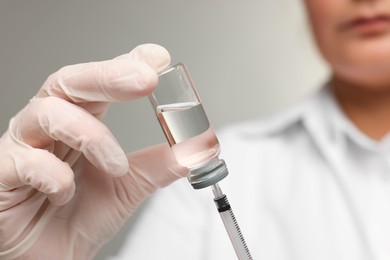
[212,183,253,260]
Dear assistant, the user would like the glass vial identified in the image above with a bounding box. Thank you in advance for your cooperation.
[149,63,228,189]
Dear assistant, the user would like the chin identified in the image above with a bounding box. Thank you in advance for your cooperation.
[334,66,390,90]
[323,35,390,88]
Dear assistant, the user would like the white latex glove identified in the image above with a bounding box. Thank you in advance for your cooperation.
[0,44,188,260]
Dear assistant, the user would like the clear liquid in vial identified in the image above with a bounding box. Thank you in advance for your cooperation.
[157,102,220,169]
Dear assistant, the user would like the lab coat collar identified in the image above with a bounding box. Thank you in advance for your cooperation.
[302,85,347,152]
[231,84,390,158]
[302,85,390,161]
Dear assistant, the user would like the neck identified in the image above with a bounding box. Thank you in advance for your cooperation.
[330,76,390,141]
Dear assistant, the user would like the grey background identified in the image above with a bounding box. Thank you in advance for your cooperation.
[0,0,329,258]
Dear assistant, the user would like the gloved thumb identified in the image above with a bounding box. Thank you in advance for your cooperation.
[121,143,188,209]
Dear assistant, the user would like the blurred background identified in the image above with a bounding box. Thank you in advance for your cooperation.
[0,0,328,258]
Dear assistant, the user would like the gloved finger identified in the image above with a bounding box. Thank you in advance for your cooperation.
[114,43,171,73]
[35,44,171,103]
[35,58,157,103]
[125,143,188,199]
[12,96,129,176]
[10,146,75,206]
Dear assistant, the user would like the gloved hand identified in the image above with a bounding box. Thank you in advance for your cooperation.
[0,44,188,259]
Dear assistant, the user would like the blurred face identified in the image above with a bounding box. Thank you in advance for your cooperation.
[304,0,390,88]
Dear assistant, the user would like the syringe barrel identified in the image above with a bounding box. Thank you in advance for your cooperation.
[214,195,253,260]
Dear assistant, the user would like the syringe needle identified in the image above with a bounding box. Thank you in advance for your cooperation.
[212,183,253,260]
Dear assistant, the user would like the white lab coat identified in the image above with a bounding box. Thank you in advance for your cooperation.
[106,86,390,260]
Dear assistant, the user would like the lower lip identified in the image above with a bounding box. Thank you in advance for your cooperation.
[349,19,390,35]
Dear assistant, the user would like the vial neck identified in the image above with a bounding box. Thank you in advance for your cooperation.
[187,158,228,189]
